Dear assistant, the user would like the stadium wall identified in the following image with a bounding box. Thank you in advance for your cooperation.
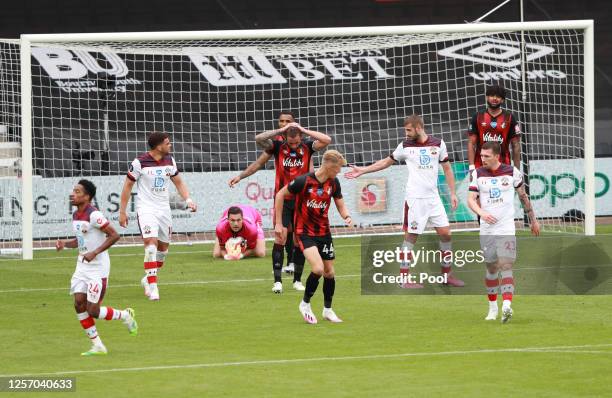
[2,159,611,240]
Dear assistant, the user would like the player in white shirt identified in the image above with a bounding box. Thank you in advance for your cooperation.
[56,180,137,356]
[468,141,540,323]
[119,132,197,301]
[345,114,464,288]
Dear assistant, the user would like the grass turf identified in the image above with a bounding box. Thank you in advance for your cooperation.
[1,226,612,397]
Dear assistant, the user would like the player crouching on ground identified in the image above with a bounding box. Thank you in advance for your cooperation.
[275,150,352,324]
[213,205,266,260]
[467,141,540,323]
[57,180,137,356]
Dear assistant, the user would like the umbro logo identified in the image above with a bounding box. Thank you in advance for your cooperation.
[437,37,554,68]
[437,37,565,81]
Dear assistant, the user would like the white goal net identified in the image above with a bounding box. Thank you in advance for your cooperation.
[0,21,595,258]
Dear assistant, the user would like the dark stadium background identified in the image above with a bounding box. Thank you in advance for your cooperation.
[0,0,609,177]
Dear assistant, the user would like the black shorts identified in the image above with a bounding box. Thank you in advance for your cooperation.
[297,234,335,261]
[281,199,295,229]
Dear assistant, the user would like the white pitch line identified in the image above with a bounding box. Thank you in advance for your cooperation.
[522,349,612,354]
[0,274,362,294]
[1,343,611,378]
[0,243,364,262]
[2,259,607,294]
[1,260,609,294]
[4,231,602,262]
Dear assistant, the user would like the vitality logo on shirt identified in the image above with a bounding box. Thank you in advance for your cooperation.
[483,132,504,143]
[282,158,304,167]
[306,200,328,209]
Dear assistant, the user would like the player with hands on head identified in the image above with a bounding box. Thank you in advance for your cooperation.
[231,111,331,293]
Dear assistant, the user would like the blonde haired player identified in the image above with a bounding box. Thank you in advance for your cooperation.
[119,131,197,301]
[57,180,137,356]
[275,150,352,324]
[468,141,540,323]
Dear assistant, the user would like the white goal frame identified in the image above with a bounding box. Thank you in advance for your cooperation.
[19,20,595,260]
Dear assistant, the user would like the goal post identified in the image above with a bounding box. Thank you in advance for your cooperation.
[5,20,596,260]
[583,21,595,236]
[20,36,33,260]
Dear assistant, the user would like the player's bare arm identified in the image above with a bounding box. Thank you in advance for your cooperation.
[333,196,352,226]
[255,125,291,150]
[516,184,540,236]
[56,238,78,251]
[228,151,272,187]
[82,224,120,263]
[344,156,395,179]
[511,138,521,169]
[274,185,290,242]
[467,134,478,168]
[170,174,197,212]
[291,122,332,151]
[441,161,458,210]
[118,177,135,227]
[468,191,498,224]
[212,237,225,257]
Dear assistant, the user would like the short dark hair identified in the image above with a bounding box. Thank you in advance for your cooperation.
[486,85,506,99]
[148,131,170,149]
[78,179,97,200]
[278,110,296,120]
[285,126,302,138]
[227,206,243,217]
[481,141,501,155]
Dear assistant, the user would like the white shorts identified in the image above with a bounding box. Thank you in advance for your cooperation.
[480,235,517,263]
[70,265,108,304]
[137,210,172,242]
[402,196,449,234]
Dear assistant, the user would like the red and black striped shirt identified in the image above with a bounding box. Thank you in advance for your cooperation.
[266,140,315,199]
[468,109,521,167]
[288,173,342,236]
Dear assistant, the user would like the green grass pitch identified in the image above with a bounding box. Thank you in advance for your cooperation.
[1,226,612,397]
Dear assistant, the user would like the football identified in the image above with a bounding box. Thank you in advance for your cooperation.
[224,237,244,258]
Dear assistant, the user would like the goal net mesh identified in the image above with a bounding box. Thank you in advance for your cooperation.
[0,28,587,253]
